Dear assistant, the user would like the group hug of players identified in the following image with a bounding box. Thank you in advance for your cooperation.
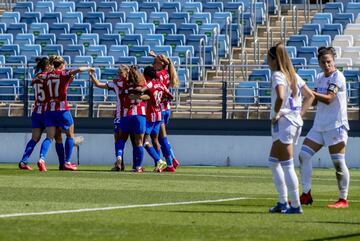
[18,51,180,173]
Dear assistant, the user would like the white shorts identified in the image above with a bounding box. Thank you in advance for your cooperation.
[272,117,302,145]
[306,126,348,147]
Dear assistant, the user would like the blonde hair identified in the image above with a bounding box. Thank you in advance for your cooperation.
[154,55,179,88]
[128,66,145,87]
[49,55,65,69]
[118,64,130,79]
[269,42,297,98]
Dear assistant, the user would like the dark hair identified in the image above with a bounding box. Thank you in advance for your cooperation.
[128,65,145,86]
[143,66,157,80]
[268,46,277,59]
[34,57,49,73]
[317,46,336,60]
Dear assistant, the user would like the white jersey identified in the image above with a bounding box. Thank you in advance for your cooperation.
[271,71,306,127]
[313,70,349,132]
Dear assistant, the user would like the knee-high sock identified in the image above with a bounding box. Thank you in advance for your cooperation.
[40,138,52,161]
[299,145,316,193]
[145,145,160,166]
[115,139,126,159]
[55,142,65,166]
[159,137,173,166]
[65,137,74,163]
[269,157,287,204]
[281,159,300,208]
[134,146,144,168]
[21,139,37,163]
[331,153,350,200]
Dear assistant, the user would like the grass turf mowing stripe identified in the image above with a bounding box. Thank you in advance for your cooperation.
[0,197,247,219]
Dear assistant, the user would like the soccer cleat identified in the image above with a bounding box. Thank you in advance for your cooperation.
[173,158,180,169]
[300,191,313,205]
[283,206,303,214]
[327,199,349,209]
[132,167,144,173]
[111,156,125,172]
[18,162,33,171]
[269,202,288,213]
[37,159,47,172]
[73,136,84,147]
[163,166,176,173]
[63,162,78,171]
[154,160,167,172]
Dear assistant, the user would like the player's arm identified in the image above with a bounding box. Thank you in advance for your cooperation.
[89,70,108,89]
[163,87,174,101]
[272,84,285,124]
[68,66,93,76]
[300,84,315,117]
[313,84,338,105]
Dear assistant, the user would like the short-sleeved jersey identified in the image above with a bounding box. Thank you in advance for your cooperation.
[156,69,171,111]
[145,79,172,122]
[32,71,48,114]
[313,70,349,131]
[122,82,146,117]
[45,69,74,111]
[106,77,125,119]
[271,71,306,127]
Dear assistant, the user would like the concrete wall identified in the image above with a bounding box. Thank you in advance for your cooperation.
[3,133,360,168]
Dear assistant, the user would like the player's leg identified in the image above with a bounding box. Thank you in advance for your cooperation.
[55,127,65,170]
[38,126,56,172]
[144,122,166,172]
[19,128,43,170]
[112,119,125,171]
[158,123,175,172]
[132,116,146,172]
[162,110,179,168]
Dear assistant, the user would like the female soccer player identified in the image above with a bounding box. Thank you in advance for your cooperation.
[299,47,350,209]
[151,53,180,172]
[267,43,314,214]
[142,66,174,172]
[89,65,129,171]
[36,55,92,171]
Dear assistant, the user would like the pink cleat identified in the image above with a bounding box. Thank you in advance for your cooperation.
[163,166,176,173]
[18,162,33,171]
[37,159,47,172]
[327,199,349,209]
[173,158,180,169]
[63,162,78,171]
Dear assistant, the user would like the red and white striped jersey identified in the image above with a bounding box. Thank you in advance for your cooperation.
[145,79,172,122]
[122,82,146,117]
[106,77,125,119]
[32,71,48,114]
[156,69,171,111]
[45,69,74,111]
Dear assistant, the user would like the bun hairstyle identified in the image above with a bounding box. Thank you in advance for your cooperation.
[317,46,336,60]
[49,55,65,69]
[143,65,157,81]
[268,42,298,98]
[34,57,50,73]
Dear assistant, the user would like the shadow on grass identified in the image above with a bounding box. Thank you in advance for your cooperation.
[296,220,360,225]
[146,210,266,215]
[303,232,360,241]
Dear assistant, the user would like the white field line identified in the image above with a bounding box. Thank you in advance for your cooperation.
[0,197,247,219]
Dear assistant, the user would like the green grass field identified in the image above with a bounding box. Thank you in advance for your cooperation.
[0,164,359,241]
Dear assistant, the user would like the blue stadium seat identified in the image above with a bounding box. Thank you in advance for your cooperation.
[101,68,118,81]
[322,23,343,40]
[287,35,308,49]
[346,3,360,18]
[41,12,61,26]
[297,46,318,63]
[165,34,186,48]
[29,23,49,36]
[97,1,117,14]
[108,45,128,62]
[119,1,138,15]
[35,33,56,47]
[93,56,115,66]
[299,23,321,39]
[251,2,266,24]
[347,81,359,105]
[0,67,13,79]
[42,44,63,56]
[0,34,13,46]
[203,2,223,15]
[92,23,112,36]
[78,34,99,47]
[6,23,27,35]
[63,12,83,27]
[258,81,271,105]
[63,45,85,61]
[6,55,27,65]
[20,12,41,25]
[93,88,106,102]
[49,23,70,35]
[1,12,20,25]
[209,34,228,57]
[129,45,150,58]
[84,12,105,25]
[70,23,91,37]
[0,44,20,56]
[242,12,253,35]
[0,79,18,101]
[285,46,297,58]
[13,2,33,15]
[0,23,6,34]
[186,34,207,56]
[310,35,331,47]
[174,45,194,64]
[343,69,360,82]
[177,23,198,36]
[169,12,190,26]
[235,81,258,105]
[333,13,354,29]
[85,45,107,58]
[213,12,232,32]
[311,13,333,29]
[182,2,202,15]
[13,67,29,81]
[76,1,96,15]
[139,2,160,16]
[323,2,344,15]
[190,12,211,26]
[99,34,120,48]
[152,45,172,56]
[291,57,307,68]
[149,12,168,27]
[105,12,126,26]
[55,1,75,15]
[121,34,142,47]
[116,56,137,65]
[0,55,4,65]
[249,69,271,82]
[73,56,93,65]
[155,23,177,36]
[20,44,41,57]
[134,23,155,35]
[199,23,221,38]
[161,2,180,15]
[137,56,154,65]
[34,1,54,15]
[14,33,34,45]
[177,68,188,90]
[57,33,77,45]
[297,69,317,82]
[114,23,134,37]
[224,2,245,22]
[143,34,164,47]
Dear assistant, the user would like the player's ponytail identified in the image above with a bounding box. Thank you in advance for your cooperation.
[167,57,179,88]
[128,65,145,87]
[34,57,49,73]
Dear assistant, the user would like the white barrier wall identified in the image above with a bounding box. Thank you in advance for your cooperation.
[1,133,360,168]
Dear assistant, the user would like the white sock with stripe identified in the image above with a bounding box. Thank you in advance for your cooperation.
[331,153,350,200]
[269,157,287,204]
[281,159,300,208]
[299,145,316,193]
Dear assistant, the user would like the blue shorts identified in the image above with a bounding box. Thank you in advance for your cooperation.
[44,110,74,130]
[31,112,46,129]
[120,115,146,134]
[145,121,161,135]
[161,110,171,125]
[113,117,122,133]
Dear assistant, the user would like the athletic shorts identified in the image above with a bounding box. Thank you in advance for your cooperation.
[161,110,171,125]
[120,115,146,134]
[145,121,161,135]
[44,110,74,130]
[113,117,122,133]
[306,126,348,147]
[272,117,302,145]
[31,112,46,129]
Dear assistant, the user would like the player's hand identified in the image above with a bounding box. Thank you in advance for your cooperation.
[271,113,281,125]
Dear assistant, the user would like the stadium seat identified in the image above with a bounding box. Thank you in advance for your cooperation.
[134,23,155,35]
[13,67,29,81]
[113,23,134,37]
[0,67,13,79]
[186,34,208,56]
[108,45,129,62]
[322,23,343,40]
[20,44,41,56]
[311,13,333,29]
[342,46,360,60]
[258,81,271,105]
[291,57,307,68]
[137,56,154,66]
[20,12,41,25]
[213,12,232,32]
[84,12,105,25]
[129,45,150,58]
[116,56,137,65]
[139,2,160,17]
[249,69,271,82]
[310,35,332,47]
[347,81,359,105]
[285,46,297,58]
[178,23,199,36]
[29,23,48,37]
[182,2,202,15]
[203,2,223,16]
[101,68,118,81]
[1,12,20,25]
[126,12,147,25]
[149,12,168,27]
[41,12,61,26]
[323,2,344,15]
[49,23,70,35]
[55,1,75,15]
[143,34,164,47]
[13,2,33,15]
[199,23,221,39]
[190,12,211,26]
[152,45,172,56]
[169,12,190,26]
[34,1,54,15]
[165,34,186,48]
[333,35,353,48]
[121,34,142,48]
[57,33,77,45]
[287,35,308,49]
[0,34,13,46]
[297,69,317,82]
[346,3,360,18]
[63,45,85,61]
[42,44,63,56]
[174,45,194,64]
[333,13,354,29]
[35,33,56,48]
[78,34,99,47]
[6,55,27,65]
[297,46,318,63]
[6,23,27,35]
[73,56,93,65]
[235,82,258,106]
[105,12,126,26]
[343,69,360,82]
[335,57,352,70]
[99,34,121,48]
[119,1,138,15]
[63,12,83,27]
[155,23,177,36]
[71,23,91,37]
[344,23,360,36]
[85,45,107,59]
[300,24,321,39]
[0,23,6,34]
[161,2,181,15]
[209,34,227,58]
[92,23,112,36]
[93,56,115,66]
[97,1,117,14]
[0,44,20,56]
[76,1,96,15]
[14,34,34,45]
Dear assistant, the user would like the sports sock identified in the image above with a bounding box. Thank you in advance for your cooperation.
[299,145,315,193]
[269,157,287,204]
[281,159,300,208]
[331,153,350,200]
[115,139,126,158]
[134,146,144,168]
[55,142,65,166]
[145,145,160,166]
[39,138,52,160]
[21,139,37,163]
[159,136,173,166]
[65,137,74,163]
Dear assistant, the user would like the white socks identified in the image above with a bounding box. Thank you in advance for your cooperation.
[299,145,315,193]
[281,159,301,208]
[331,153,350,200]
[269,157,287,204]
